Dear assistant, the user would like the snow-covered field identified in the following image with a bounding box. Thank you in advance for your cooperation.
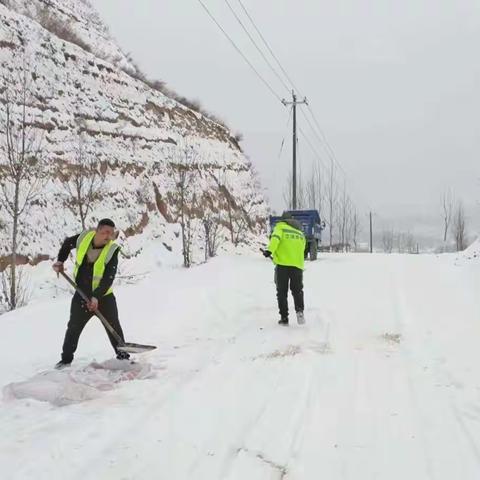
[2,251,480,479]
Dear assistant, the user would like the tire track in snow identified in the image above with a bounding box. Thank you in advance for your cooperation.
[221,360,317,480]
[89,308,325,479]
[449,400,480,466]
[112,280,308,478]
[220,313,331,480]
[389,263,436,480]
[214,363,288,479]
[68,318,261,480]
[216,313,330,480]
[390,259,480,478]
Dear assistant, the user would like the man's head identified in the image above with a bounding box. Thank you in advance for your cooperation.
[281,211,293,220]
[95,218,115,245]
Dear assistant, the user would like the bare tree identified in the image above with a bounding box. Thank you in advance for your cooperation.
[61,127,104,229]
[226,194,256,247]
[1,267,30,312]
[441,188,454,244]
[453,200,467,251]
[351,208,361,252]
[338,180,351,250]
[396,232,406,253]
[202,213,222,260]
[0,71,45,310]
[326,160,337,250]
[307,160,323,214]
[297,166,307,209]
[382,229,395,253]
[170,144,198,268]
[216,167,258,247]
[405,232,417,254]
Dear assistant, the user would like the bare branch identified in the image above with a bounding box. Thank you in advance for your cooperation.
[441,188,454,244]
[0,64,46,310]
[169,142,199,267]
[452,199,468,251]
[61,128,105,229]
[382,228,395,253]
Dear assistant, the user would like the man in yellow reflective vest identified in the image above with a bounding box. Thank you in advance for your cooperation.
[263,212,306,326]
[52,218,129,368]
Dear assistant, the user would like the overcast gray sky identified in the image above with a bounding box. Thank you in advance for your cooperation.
[92,0,480,242]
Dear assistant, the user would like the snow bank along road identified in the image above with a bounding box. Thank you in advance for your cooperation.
[2,252,480,479]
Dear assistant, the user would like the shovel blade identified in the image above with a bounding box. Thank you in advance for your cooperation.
[118,343,157,354]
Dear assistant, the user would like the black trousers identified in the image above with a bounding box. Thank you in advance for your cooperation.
[61,293,126,362]
[275,265,304,320]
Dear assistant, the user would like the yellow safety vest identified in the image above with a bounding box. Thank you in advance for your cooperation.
[73,230,119,296]
[267,221,306,269]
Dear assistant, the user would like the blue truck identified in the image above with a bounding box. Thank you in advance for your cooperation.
[269,210,325,261]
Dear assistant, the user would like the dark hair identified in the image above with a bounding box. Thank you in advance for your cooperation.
[97,218,115,229]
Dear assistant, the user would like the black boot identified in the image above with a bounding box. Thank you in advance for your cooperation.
[55,360,71,370]
[278,318,289,326]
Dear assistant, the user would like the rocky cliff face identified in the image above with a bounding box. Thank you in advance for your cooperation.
[0,0,267,266]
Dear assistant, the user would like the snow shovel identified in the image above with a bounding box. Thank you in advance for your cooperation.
[60,272,156,354]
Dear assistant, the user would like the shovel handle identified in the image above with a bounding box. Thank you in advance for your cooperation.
[59,271,125,346]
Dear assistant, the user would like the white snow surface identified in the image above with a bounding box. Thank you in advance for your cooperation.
[2,251,480,479]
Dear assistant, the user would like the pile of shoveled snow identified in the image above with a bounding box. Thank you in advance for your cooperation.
[462,238,480,259]
[3,359,155,406]
[453,237,480,266]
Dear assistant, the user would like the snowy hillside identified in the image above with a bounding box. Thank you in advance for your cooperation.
[2,251,480,479]
[0,0,267,267]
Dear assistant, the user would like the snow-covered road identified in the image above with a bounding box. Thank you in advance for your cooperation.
[2,252,480,479]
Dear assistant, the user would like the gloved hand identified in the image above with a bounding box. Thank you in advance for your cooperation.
[262,250,272,258]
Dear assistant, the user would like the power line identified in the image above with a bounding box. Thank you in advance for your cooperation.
[298,125,334,179]
[298,109,349,189]
[236,0,302,95]
[223,0,291,94]
[297,125,353,211]
[198,0,369,211]
[294,100,349,183]
[278,106,293,158]
[233,0,359,196]
[298,108,329,163]
[195,0,283,103]
[300,105,373,211]
[234,0,345,174]
[305,104,347,177]
[299,97,374,210]
[233,2,334,152]
[273,106,293,203]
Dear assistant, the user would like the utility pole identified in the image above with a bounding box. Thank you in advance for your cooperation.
[369,211,373,253]
[282,91,307,210]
